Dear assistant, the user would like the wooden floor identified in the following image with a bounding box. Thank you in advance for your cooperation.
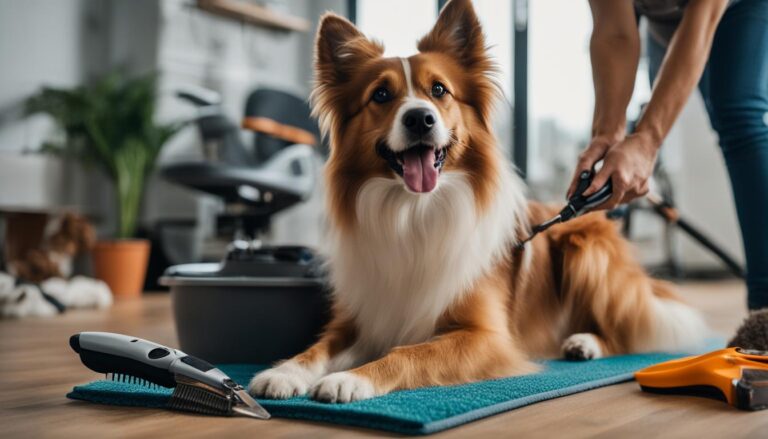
[1,280,766,438]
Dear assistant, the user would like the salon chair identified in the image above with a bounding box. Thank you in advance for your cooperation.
[162,87,321,241]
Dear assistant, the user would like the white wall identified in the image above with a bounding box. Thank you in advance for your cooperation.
[0,0,108,153]
[0,0,111,222]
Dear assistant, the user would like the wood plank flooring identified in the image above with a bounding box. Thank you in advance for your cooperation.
[1,280,766,438]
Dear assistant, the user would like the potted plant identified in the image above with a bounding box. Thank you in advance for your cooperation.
[26,72,183,298]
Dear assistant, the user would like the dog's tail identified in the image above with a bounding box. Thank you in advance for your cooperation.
[639,279,709,352]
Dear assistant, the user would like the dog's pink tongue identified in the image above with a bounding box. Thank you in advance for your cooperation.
[402,147,438,193]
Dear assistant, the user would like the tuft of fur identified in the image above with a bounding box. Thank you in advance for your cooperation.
[729,309,768,350]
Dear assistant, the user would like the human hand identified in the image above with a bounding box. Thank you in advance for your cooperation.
[567,131,659,210]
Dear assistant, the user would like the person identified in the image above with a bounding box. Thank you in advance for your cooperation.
[569,0,768,310]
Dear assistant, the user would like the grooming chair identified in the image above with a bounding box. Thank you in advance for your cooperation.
[162,87,321,241]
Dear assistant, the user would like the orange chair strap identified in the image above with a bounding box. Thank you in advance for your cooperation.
[242,116,317,146]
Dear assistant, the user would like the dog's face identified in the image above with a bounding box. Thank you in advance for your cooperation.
[313,0,501,225]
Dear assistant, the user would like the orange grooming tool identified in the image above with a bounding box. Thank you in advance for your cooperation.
[635,347,768,410]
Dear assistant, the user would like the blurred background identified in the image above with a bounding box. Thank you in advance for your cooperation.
[0,0,743,301]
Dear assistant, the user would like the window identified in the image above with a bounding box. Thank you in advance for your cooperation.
[527,0,593,193]
[357,0,438,57]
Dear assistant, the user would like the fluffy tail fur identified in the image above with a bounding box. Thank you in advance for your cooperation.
[551,213,708,356]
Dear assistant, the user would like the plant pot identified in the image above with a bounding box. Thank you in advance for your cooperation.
[92,239,150,299]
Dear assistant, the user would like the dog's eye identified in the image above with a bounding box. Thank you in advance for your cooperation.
[372,87,392,104]
[431,82,447,98]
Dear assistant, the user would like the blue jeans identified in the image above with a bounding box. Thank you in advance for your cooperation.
[646,0,768,310]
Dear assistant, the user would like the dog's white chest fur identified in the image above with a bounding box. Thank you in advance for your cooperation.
[326,170,526,362]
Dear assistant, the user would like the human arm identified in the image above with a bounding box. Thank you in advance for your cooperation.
[569,0,729,208]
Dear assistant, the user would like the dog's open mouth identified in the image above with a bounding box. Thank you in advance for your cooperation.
[377,143,448,193]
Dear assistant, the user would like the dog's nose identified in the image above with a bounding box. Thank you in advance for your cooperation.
[402,108,436,136]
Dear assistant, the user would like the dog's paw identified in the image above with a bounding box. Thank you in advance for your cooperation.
[310,371,376,403]
[248,362,317,399]
[561,333,604,361]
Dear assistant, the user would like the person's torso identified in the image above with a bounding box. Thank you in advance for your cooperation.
[635,0,690,22]
[635,0,738,45]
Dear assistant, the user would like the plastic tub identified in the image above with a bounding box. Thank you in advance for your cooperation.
[159,247,330,364]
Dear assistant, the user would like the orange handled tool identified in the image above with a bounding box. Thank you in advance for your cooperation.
[635,347,768,410]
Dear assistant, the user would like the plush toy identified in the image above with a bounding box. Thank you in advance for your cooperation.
[728,309,768,351]
[0,272,112,318]
[1,212,111,318]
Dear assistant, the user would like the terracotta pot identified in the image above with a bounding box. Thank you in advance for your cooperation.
[92,239,150,299]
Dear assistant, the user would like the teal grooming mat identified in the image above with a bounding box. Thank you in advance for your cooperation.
[67,349,710,435]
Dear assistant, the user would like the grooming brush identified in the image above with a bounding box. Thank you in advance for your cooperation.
[517,170,613,249]
[635,347,768,410]
[69,331,270,419]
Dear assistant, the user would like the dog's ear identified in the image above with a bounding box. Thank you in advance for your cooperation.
[419,0,497,125]
[418,0,487,69]
[315,13,383,86]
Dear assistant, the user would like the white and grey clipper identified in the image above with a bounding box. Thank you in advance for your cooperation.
[70,331,270,419]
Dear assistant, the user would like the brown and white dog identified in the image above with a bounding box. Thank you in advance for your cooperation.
[249,0,707,403]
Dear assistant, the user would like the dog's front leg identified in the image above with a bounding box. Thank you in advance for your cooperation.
[248,314,356,399]
[311,278,537,403]
[310,328,534,403]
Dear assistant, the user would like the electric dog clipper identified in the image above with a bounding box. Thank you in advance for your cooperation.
[69,331,270,419]
[517,170,613,249]
[635,347,768,410]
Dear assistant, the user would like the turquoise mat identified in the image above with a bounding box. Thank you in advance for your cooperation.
[66,349,711,435]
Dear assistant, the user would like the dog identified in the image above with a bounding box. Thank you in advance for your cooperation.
[0,272,112,318]
[9,212,96,282]
[248,0,707,403]
[1,212,111,318]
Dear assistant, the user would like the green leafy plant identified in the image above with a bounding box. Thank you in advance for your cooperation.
[25,72,183,239]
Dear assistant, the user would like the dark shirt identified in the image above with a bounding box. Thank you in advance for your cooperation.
[634,0,736,45]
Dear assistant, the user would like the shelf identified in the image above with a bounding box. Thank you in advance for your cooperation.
[196,0,311,33]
